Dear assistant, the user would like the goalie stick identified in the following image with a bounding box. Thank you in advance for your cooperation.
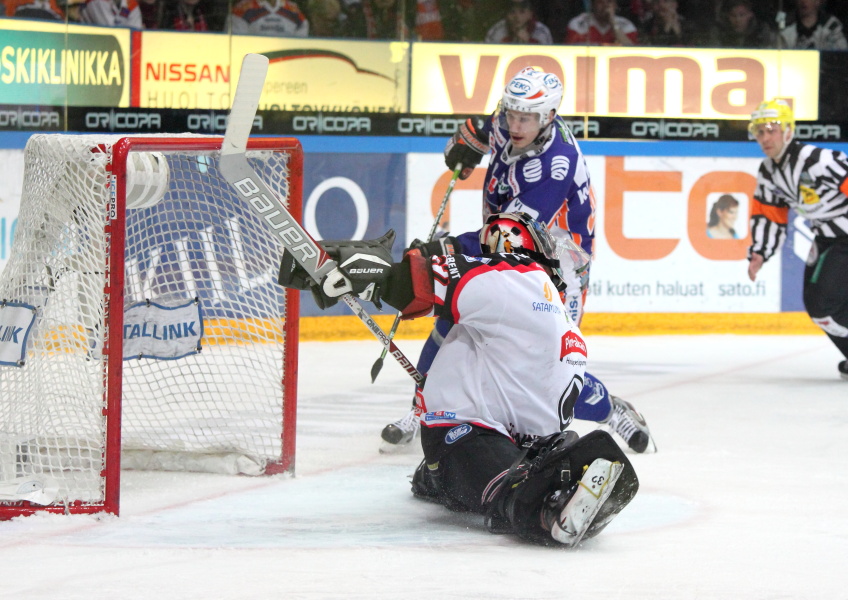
[219,53,425,386]
[370,163,462,383]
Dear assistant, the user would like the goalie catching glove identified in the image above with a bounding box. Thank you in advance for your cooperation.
[278,230,396,310]
[444,118,489,180]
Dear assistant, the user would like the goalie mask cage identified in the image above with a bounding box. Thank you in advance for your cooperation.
[0,134,302,518]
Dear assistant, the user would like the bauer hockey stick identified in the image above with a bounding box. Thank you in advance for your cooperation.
[219,53,425,386]
[369,163,462,383]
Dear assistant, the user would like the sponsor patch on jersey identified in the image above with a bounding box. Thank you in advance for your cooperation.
[425,410,457,421]
[799,184,820,205]
[560,330,587,358]
[532,301,561,314]
[445,424,472,444]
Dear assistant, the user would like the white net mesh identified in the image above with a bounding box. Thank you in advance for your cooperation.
[0,134,297,509]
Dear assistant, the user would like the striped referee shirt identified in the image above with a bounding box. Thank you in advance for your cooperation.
[749,140,848,261]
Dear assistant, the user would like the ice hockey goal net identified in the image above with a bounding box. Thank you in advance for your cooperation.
[0,134,302,518]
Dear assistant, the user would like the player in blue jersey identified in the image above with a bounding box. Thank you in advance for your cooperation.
[380,67,656,456]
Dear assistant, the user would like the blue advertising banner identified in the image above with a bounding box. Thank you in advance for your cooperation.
[300,153,408,317]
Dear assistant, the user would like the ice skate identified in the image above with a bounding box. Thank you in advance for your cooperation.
[379,407,420,453]
[544,458,623,548]
[605,396,656,453]
[839,360,848,381]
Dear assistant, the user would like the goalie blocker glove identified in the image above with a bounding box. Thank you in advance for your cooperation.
[278,230,397,310]
[444,117,489,180]
[408,235,460,258]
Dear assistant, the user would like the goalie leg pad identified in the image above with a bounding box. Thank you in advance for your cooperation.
[492,430,639,546]
[548,458,623,547]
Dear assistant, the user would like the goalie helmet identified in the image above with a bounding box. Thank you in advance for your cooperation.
[500,67,563,129]
[480,212,581,292]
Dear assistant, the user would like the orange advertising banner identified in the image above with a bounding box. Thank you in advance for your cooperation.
[410,43,820,120]
[137,32,409,112]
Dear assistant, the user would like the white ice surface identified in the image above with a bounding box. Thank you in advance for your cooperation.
[1,334,847,599]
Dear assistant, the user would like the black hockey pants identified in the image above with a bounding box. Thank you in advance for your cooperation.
[804,236,848,360]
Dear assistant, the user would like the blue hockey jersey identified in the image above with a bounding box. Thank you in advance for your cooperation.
[455,114,596,258]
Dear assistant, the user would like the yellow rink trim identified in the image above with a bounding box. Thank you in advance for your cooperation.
[298,312,821,341]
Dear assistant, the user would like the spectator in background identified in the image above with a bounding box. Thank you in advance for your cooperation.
[229,0,309,36]
[485,0,552,44]
[306,0,346,36]
[528,0,583,41]
[711,0,776,48]
[780,0,847,49]
[440,0,506,41]
[5,0,63,19]
[413,0,444,39]
[620,0,653,28]
[79,0,143,27]
[58,0,86,21]
[640,0,693,46]
[161,0,209,30]
[346,0,410,39]
[565,0,639,45]
[137,0,161,28]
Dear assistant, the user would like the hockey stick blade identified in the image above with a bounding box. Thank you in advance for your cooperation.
[370,163,463,383]
[219,54,424,386]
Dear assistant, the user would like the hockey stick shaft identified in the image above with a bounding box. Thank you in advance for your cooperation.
[219,54,425,386]
[370,163,462,383]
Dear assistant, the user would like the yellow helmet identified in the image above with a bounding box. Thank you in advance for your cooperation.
[749,99,795,135]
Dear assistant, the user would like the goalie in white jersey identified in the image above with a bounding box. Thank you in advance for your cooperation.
[278,212,639,547]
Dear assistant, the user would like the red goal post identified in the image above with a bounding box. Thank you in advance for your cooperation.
[0,134,302,518]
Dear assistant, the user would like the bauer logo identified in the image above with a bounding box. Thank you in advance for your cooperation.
[445,424,472,444]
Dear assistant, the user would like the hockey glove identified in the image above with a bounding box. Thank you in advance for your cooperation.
[444,118,489,180]
[407,234,460,258]
[278,230,397,310]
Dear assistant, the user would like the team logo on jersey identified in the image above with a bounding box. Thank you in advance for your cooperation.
[551,156,571,181]
[445,424,472,444]
[523,159,543,182]
[544,282,553,302]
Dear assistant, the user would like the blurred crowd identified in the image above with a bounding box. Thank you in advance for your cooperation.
[1,0,846,50]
